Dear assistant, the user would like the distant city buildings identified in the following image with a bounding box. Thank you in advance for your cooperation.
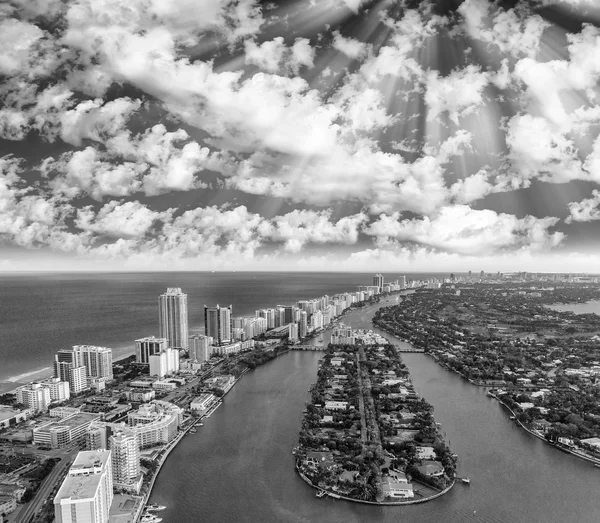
[204,305,232,345]
[135,336,168,365]
[159,288,189,350]
[54,450,113,523]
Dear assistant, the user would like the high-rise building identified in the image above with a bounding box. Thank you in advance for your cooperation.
[43,378,70,403]
[16,383,51,413]
[299,311,308,339]
[72,346,113,382]
[278,305,295,325]
[149,348,180,379]
[189,335,212,363]
[135,336,168,365]
[204,305,232,345]
[373,274,384,289]
[54,450,113,523]
[159,288,189,350]
[109,429,141,493]
[54,351,88,395]
[399,275,407,289]
[288,323,299,342]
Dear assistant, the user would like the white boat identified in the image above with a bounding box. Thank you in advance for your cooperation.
[146,504,167,511]
[460,476,471,484]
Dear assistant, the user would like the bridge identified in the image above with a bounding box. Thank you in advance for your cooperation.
[290,345,325,351]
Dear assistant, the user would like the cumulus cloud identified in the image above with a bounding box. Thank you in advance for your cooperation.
[260,210,367,252]
[425,65,490,124]
[459,0,549,59]
[364,206,564,255]
[75,201,171,238]
[566,190,600,223]
[332,31,367,59]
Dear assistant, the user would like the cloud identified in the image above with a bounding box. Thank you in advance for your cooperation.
[332,31,367,59]
[75,200,171,238]
[364,206,564,255]
[244,37,315,74]
[425,65,490,124]
[504,113,587,183]
[459,0,549,59]
[566,190,600,223]
[260,209,367,252]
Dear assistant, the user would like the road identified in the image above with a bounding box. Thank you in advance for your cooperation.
[12,448,76,523]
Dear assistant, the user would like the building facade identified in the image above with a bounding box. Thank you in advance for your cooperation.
[189,334,212,363]
[16,383,50,413]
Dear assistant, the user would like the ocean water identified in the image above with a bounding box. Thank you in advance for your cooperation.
[0,271,445,390]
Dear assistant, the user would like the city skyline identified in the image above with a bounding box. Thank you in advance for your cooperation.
[1,1,600,273]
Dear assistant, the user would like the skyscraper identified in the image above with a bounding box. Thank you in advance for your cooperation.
[159,288,189,350]
[204,305,232,345]
[135,336,168,365]
[54,450,113,523]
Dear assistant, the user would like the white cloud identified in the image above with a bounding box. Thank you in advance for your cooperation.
[261,210,367,252]
[566,190,600,223]
[425,65,490,124]
[459,0,549,59]
[364,206,564,255]
[332,31,367,59]
[75,200,170,238]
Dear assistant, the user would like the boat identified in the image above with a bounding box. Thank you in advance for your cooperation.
[460,476,471,484]
[189,428,197,434]
[509,415,516,420]
[146,504,167,512]
[196,422,204,427]
[316,490,326,498]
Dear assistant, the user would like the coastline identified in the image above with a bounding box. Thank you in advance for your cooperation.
[488,392,600,467]
[295,465,456,505]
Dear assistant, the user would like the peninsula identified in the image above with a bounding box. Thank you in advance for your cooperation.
[295,326,456,503]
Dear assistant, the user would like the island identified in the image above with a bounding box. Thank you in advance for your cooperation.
[294,327,457,504]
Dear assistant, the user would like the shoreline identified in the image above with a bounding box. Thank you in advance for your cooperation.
[488,392,600,467]
[372,310,600,469]
[295,465,456,506]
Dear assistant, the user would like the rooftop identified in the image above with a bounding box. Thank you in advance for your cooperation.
[55,471,103,502]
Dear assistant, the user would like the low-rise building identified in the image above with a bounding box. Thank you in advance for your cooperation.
[190,394,216,414]
[33,412,101,448]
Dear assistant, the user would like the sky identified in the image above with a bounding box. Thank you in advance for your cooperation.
[1,0,600,273]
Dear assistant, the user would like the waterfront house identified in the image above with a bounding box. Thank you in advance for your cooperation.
[416,460,444,477]
[382,476,414,499]
[305,451,336,470]
[325,401,348,411]
[416,446,436,460]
